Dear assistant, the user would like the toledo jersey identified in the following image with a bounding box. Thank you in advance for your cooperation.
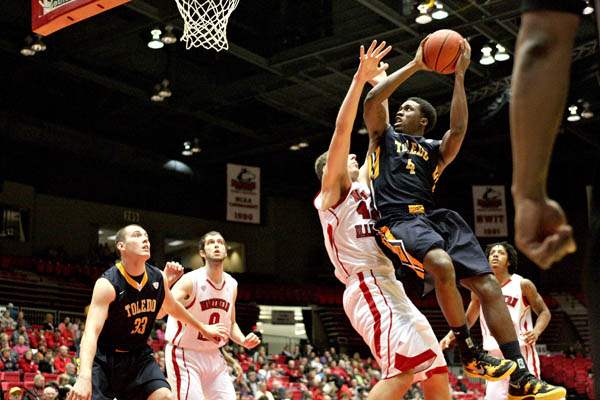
[165,267,236,351]
[481,274,534,350]
[315,181,394,285]
[369,125,442,212]
[97,262,165,350]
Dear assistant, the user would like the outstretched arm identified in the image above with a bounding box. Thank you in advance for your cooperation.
[521,279,551,345]
[363,37,429,141]
[439,40,470,169]
[319,40,391,210]
[229,288,261,349]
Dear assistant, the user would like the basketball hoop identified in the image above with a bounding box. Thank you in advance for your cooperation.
[174,0,240,51]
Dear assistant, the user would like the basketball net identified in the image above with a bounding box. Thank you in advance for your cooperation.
[174,0,240,51]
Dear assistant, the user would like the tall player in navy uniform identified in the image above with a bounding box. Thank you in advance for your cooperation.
[67,224,228,400]
[363,39,565,399]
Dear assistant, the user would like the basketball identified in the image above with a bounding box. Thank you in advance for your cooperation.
[423,29,464,74]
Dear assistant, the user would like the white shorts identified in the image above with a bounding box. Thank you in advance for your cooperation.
[165,343,235,400]
[484,345,541,400]
[343,270,447,381]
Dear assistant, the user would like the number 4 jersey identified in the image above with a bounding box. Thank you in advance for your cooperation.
[315,181,394,285]
[165,267,236,351]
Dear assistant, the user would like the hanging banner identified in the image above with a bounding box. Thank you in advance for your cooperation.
[226,164,260,224]
[472,185,508,237]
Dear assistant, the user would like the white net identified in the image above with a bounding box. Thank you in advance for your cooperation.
[174,0,240,51]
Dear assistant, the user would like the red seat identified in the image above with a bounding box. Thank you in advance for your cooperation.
[23,372,38,381]
[1,371,21,381]
[42,373,59,382]
[23,381,35,389]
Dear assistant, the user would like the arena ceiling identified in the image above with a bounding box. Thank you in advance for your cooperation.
[1,0,599,202]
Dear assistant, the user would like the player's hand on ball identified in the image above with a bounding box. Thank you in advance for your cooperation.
[67,375,91,400]
[439,331,455,350]
[514,197,576,269]
[455,40,471,75]
[243,332,261,349]
[204,323,228,343]
[522,330,539,346]
[413,35,432,72]
[164,261,184,287]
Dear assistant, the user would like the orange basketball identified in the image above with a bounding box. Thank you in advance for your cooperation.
[423,29,464,74]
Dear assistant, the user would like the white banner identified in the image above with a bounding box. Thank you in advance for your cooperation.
[472,185,508,237]
[226,164,260,224]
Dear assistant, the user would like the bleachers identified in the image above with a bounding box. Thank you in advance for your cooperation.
[540,354,594,398]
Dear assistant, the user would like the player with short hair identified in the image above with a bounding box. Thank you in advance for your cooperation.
[164,230,261,400]
[363,37,565,399]
[315,40,451,399]
[67,224,227,400]
[441,242,552,399]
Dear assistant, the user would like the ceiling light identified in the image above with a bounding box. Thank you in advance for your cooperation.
[289,145,300,151]
[148,29,164,49]
[479,44,495,65]
[567,105,581,122]
[107,235,117,241]
[583,1,594,14]
[431,2,448,20]
[494,44,510,62]
[168,240,184,247]
[581,102,594,119]
[358,127,368,135]
[158,79,172,98]
[150,93,164,102]
[192,138,201,153]
[298,142,309,148]
[161,25,178,44]
[20,36,35,56]
[415,3,432,24]
[182,141,193,156]
[31,35,46,52]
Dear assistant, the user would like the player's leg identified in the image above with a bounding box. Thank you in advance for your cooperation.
[421,373,451,400]
[367,372,413,400]
[165,344,203,400]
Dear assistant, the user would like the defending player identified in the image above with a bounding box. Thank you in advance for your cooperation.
[441,242,552,399]
[362,38,565,399]
[315,40,451,399]
[67,224,227,400]
[164,230,261,400]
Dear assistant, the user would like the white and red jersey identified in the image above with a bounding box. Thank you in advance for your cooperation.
[481,274,534,350]
[315,181,394,285]
[165,267,236,351]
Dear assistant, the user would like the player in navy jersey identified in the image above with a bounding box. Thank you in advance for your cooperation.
[67,224,228,400]
[363,38,565,399]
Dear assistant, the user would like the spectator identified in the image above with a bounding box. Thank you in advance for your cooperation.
[1,309,16,330]
[0,333,10,349]
[65,363,77,385]
[13,335,30,358]
[255,382,274,400]
[16,311,30,329]
[154,321,166,343]
[19,350,38,374]
[43,314,54,332]
[24,374,46,400]
[8,387,23,400]
[7,303,18,320]
[53,346,71,374]
[38,351,54,374]
[42,385,59,400]
[12,325,30,346]
[0,347,18,371]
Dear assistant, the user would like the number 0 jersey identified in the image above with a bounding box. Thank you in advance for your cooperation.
[370,125,442,212]
[315,181,394,285]
[165,267,236,351]
[97,262,165,351]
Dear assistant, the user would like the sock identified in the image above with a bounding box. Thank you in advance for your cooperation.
[499,341,529,381]
[451,325,476,358]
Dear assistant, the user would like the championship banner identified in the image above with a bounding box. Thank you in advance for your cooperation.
[226,164,260,224]
[472,185,508,237]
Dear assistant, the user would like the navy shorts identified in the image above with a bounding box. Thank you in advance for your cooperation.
[376,208,492,293]
[522,0,586,14]
[92,346,170,400]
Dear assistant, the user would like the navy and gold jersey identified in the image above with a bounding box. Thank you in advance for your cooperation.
[369,125,442,213]
[97,262,165,351]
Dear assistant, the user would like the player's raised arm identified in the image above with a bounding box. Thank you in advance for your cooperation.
[319,40,391,210]
[363,37,429,140]
[229,287,260,349]
[156,271,193,319]
[521,279,551,345]
[68,278,115,400]
[439,40,470,169]
[160,272,227,342]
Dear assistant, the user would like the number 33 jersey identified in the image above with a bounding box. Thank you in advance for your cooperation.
[315,181,394,285]
[165,267,236,351]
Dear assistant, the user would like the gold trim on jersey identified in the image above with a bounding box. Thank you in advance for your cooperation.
[116,261,148,291]
[408,204,425,214]
[369,146,380,180]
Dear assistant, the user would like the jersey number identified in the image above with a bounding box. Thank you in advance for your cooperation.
[197,312,220,341]
[131,316,148,335]
[356,201,379,221]
[406,159,416,175]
